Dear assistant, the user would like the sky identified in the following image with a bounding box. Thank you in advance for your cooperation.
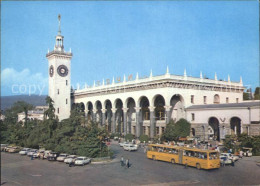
[1,1,259,96]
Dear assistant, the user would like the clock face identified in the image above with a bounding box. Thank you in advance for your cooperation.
[57,65,68,77]
[49,65,54,77]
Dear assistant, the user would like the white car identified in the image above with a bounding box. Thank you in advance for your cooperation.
[57,154,69,162]
[119,142,129,147]
[221,153,239,162]
[27,149,38,157]
[64,155,77,164]
[75,156,91,166]
[19,148,31,155]
[123,144,138,151]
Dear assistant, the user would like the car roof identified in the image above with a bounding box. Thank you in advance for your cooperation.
[77,156,86,158]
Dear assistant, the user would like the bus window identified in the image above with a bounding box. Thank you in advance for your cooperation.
[209,152,219,160]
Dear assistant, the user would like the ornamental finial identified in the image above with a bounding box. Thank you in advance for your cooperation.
[58,14,61,35]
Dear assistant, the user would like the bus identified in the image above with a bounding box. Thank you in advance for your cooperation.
[147,144,220,170]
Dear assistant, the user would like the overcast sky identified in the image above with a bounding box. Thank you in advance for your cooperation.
[1,1,259,96]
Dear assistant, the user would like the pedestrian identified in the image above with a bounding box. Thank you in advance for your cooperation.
[121,156,124,167]
[144,147,147,153]
[31,155,34,160]
[231,159,235,167]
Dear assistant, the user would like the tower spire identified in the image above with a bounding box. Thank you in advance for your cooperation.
[58,14,61,35]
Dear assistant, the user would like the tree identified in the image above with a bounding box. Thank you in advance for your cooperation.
[44,96,55,120]
[161,119,191,142]
[125,134,134,142]
[254,87,260,100]
[139,134,149,143]
[243,92,250,100]
[161,119,176,141]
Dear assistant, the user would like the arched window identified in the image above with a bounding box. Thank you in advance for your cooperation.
[214,94,220,104]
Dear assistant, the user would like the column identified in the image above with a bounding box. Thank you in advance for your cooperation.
[219,125,223,140]
[111,108,116,133]
[123,108,128,135]
[135,107,141,138]
[164,105,172,124]
[101,109,106,126]
[149,106,155,138]
[92,109,97,123]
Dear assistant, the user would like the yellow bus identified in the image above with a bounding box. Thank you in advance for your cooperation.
[147,144,220,170]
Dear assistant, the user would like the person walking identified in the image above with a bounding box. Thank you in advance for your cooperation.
[120,156,124,167]
[125,159,130,168]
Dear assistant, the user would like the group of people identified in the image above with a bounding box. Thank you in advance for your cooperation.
[121,156,130,168]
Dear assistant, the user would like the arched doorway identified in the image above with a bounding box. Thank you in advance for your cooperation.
[139,96,150,137]
[115,99,123,134]
[154,95,165,121]
[208,117,220,141]
[230,117,241,135]
[170,94,185,122]
[104,100,112,132]
[95,101,102,125]
[86,102,93,121]
[126,98,136,134]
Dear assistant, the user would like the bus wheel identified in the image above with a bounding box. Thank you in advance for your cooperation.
[196,163,201,170]
[152,155,156,160]
[171,159,175,164]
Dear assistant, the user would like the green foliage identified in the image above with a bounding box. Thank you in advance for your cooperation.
[1,97,111,158]
[139,134,149,143]
[224,133,260,155]
[161,119,191,142]
[254,87,260,100]
[125,133,134,142]
[243,92,250,100]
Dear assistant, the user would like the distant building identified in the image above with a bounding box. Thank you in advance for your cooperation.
[17,106,48,123]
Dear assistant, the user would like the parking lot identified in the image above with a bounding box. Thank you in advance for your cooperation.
[1,142,260,185]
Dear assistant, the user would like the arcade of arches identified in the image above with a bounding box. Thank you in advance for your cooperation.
[74,94,185,138]
[190,116,242,141]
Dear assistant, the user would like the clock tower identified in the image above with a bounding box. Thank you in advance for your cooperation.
[46,14,72,121]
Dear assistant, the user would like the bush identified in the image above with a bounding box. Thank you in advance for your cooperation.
[125,134,134,142]
[139,134,149,143]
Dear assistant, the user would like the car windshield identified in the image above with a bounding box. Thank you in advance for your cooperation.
[68,155,75,158]
[77,158,84,160]
[60,154,66,157]
[21,148,28,151]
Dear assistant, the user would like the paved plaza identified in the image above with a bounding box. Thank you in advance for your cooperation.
[1,143,260,185]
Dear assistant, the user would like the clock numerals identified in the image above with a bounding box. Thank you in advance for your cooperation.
[57,65,68,77]
[49,65,54,77]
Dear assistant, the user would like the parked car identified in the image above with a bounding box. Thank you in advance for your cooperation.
[119,142,129,147]
[27,149,38,157]
[220,156,232,165]
[242,147,253,157]
[64,155,77,164]
[19,148,31,155]
[57,154,69,162]
[1,144,9,151]
[8,146,21,153]
[75,156,91,166]
[221,153,239,162]
[4,146,13,152]
[33,149,45,158]
[42,150,52,159]
[47,152,60,161]
[123,144,138,151]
